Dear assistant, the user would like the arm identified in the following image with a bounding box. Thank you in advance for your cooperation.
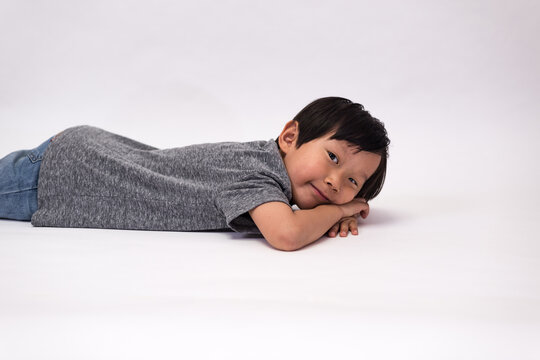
[249,199,369,251]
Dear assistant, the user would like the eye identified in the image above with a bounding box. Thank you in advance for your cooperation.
[327,151,338,164]
[349,178,358,186]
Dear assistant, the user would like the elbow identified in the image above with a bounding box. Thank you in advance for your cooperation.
[266,228,302,251]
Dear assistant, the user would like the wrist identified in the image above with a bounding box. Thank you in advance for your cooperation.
[321,203,346,219]
[337,204,347,218]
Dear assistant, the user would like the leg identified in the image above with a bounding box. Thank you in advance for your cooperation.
[0,137,54,221]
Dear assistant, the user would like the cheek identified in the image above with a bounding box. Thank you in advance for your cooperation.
[291,161,321,182]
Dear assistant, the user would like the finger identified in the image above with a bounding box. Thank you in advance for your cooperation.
[360,203,370,219]
[349,219,359,235]
[339,219,352,237]
[328,223,340,237]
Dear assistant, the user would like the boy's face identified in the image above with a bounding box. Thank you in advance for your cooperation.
[278,120,381,209]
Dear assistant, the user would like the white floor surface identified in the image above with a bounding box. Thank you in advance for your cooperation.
[1,193,538,359]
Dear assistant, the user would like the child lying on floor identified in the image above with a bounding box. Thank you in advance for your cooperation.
[0,97,390,251]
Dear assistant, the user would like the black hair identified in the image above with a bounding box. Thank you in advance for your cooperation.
[289,96,390,201]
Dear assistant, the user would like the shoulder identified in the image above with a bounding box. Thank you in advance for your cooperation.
[214,139,292,206]
[226,139,282,165]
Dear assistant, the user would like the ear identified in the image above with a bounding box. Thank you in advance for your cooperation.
[278,120,299,155]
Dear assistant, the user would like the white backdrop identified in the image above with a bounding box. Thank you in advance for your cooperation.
[1,0,539,198]
[1,1,539,359]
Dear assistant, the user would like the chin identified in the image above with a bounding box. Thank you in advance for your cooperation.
[291,189,318,209]
[293,199,317,210]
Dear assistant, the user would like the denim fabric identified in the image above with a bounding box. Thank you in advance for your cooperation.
[0,136,54,221]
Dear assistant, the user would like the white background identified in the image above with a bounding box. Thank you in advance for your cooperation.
[1,0,539,359]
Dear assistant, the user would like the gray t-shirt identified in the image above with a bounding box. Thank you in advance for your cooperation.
[31,126,292,233]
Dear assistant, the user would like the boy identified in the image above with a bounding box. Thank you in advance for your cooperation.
[0,97,390,251]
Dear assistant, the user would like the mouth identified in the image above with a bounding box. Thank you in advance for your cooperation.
[310,184,330,202]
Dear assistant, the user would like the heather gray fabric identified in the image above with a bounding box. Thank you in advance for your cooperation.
[31,126,292,233]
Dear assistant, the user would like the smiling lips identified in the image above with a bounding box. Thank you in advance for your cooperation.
[311,184,330,202]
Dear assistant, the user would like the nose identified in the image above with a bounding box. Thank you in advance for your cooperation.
[325,175,341,192]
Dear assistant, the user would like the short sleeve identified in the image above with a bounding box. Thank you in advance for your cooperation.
[215,171,291,233]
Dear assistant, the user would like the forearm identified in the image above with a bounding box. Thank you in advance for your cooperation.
[250,200,368,251]
[287,205,344,250]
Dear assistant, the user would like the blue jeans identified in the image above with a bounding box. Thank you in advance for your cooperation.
[0,136,54,221]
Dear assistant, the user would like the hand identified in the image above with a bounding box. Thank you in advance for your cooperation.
[327,216,359,238]
[338,198,370,219]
